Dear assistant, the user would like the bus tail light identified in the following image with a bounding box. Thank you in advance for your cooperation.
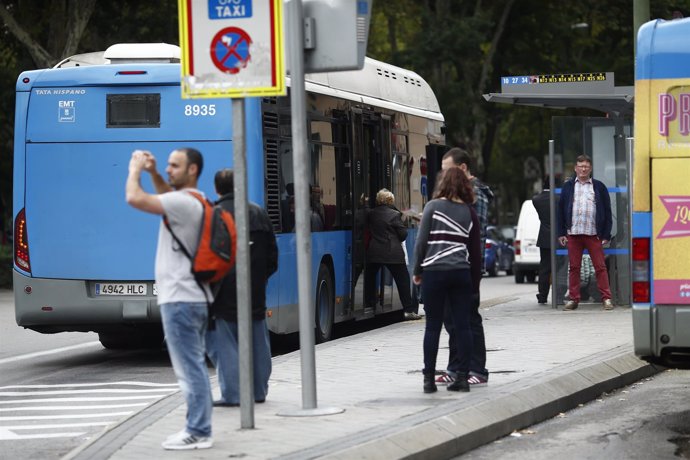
[14,208,31,273]
[514,240,521,256]
[632,237,650,302]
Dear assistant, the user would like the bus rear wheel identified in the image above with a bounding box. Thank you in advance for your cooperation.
[315,263,334,343]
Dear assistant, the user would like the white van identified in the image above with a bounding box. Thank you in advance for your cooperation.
[513,200,541,283]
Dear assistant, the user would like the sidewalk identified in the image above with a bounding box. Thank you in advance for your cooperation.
[67,292,659,460]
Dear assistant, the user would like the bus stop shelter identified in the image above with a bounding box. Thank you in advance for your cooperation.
[483,73,634,307]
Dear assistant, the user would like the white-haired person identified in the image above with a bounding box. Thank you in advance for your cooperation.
[364,188,420,321]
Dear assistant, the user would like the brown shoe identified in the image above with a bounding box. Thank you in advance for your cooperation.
[603,299,614,310]
[563,300,579,311]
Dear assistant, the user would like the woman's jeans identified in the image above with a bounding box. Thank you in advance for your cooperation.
[161,302,213,437]
[421,269,473,376]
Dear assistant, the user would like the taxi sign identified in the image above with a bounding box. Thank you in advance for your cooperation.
[179,0,285,98]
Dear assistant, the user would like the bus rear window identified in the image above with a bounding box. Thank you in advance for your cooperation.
[106,94,160,128]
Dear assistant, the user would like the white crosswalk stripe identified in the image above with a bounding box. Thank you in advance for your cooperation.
[0,381,178,441]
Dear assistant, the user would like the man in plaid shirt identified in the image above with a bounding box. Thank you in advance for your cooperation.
[437,147,494,387]
[557,154,613,311]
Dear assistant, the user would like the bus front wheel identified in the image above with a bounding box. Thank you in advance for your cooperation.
[315,263,334,343]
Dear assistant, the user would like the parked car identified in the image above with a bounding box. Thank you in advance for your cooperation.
[484,225,515,277]
[513,200,540,283]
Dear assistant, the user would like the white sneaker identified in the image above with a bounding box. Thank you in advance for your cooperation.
[161,430,213,450]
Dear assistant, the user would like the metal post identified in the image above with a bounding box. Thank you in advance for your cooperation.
[278,0,343,417]
[626,137,635,308]
[633,0,650,56]
[611,115,628,305]
[548,140,558,309]
[233,98,254,428]
[288,0,318,411]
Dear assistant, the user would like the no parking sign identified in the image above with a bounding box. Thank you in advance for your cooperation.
[179,0,285,98]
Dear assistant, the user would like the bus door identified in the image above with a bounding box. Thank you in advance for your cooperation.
[551,116,632,306]
[350,110,387,313]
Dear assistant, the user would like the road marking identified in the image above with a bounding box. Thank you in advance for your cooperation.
[0,403,147,411]
[0,395,170,404]
[0,381,179,389]
[0,412,133,421]
[0,342,102,365]
[0,428,87,440]
[0,381,178,443]
[0,389,177,396]
[5,422,113,430]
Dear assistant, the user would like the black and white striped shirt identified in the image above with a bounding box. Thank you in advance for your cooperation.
[412,198,482,292]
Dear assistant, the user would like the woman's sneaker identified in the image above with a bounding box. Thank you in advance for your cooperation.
[161,430,213,450]
[467,372,488,387]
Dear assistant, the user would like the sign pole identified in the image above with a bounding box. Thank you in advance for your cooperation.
[288,0,317,409]
[548,140,558,310]
[277,0,343,417]
[233,97,255,428]
[179,0,286,429]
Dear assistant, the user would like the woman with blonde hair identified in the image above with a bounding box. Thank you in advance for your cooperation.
[412,168,481,393]
[365,188,420,320]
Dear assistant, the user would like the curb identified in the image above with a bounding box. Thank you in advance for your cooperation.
[279,349,660,459]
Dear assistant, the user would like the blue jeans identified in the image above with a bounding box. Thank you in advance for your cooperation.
[206,318,272,404]
[421,269,473,376]
[160,302,212,437]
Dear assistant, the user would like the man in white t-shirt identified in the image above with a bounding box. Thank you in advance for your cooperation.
[126,147,213,450]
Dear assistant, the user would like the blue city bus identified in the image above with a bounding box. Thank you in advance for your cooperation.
[633,18,690,364]
[13,43,445,348]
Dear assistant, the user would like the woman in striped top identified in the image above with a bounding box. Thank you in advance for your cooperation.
[412,167,482,393]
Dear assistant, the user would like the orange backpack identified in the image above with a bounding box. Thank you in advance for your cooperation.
[164,191,237,284]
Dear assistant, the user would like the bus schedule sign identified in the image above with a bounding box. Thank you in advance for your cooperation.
[179,0,285,98]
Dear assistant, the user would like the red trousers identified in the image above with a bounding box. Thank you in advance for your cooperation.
[567,234,612,302]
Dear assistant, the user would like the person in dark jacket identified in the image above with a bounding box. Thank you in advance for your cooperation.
[364,188,420,320]
[532,177,559,304]
[557,154,614,311]
[206,169,278,407]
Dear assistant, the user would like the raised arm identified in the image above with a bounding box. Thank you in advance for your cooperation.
[126,150,165,215]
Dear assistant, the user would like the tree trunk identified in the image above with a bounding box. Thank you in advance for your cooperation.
[62,0,97,59]
[471,0,516,172]
[0,0,97,68]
